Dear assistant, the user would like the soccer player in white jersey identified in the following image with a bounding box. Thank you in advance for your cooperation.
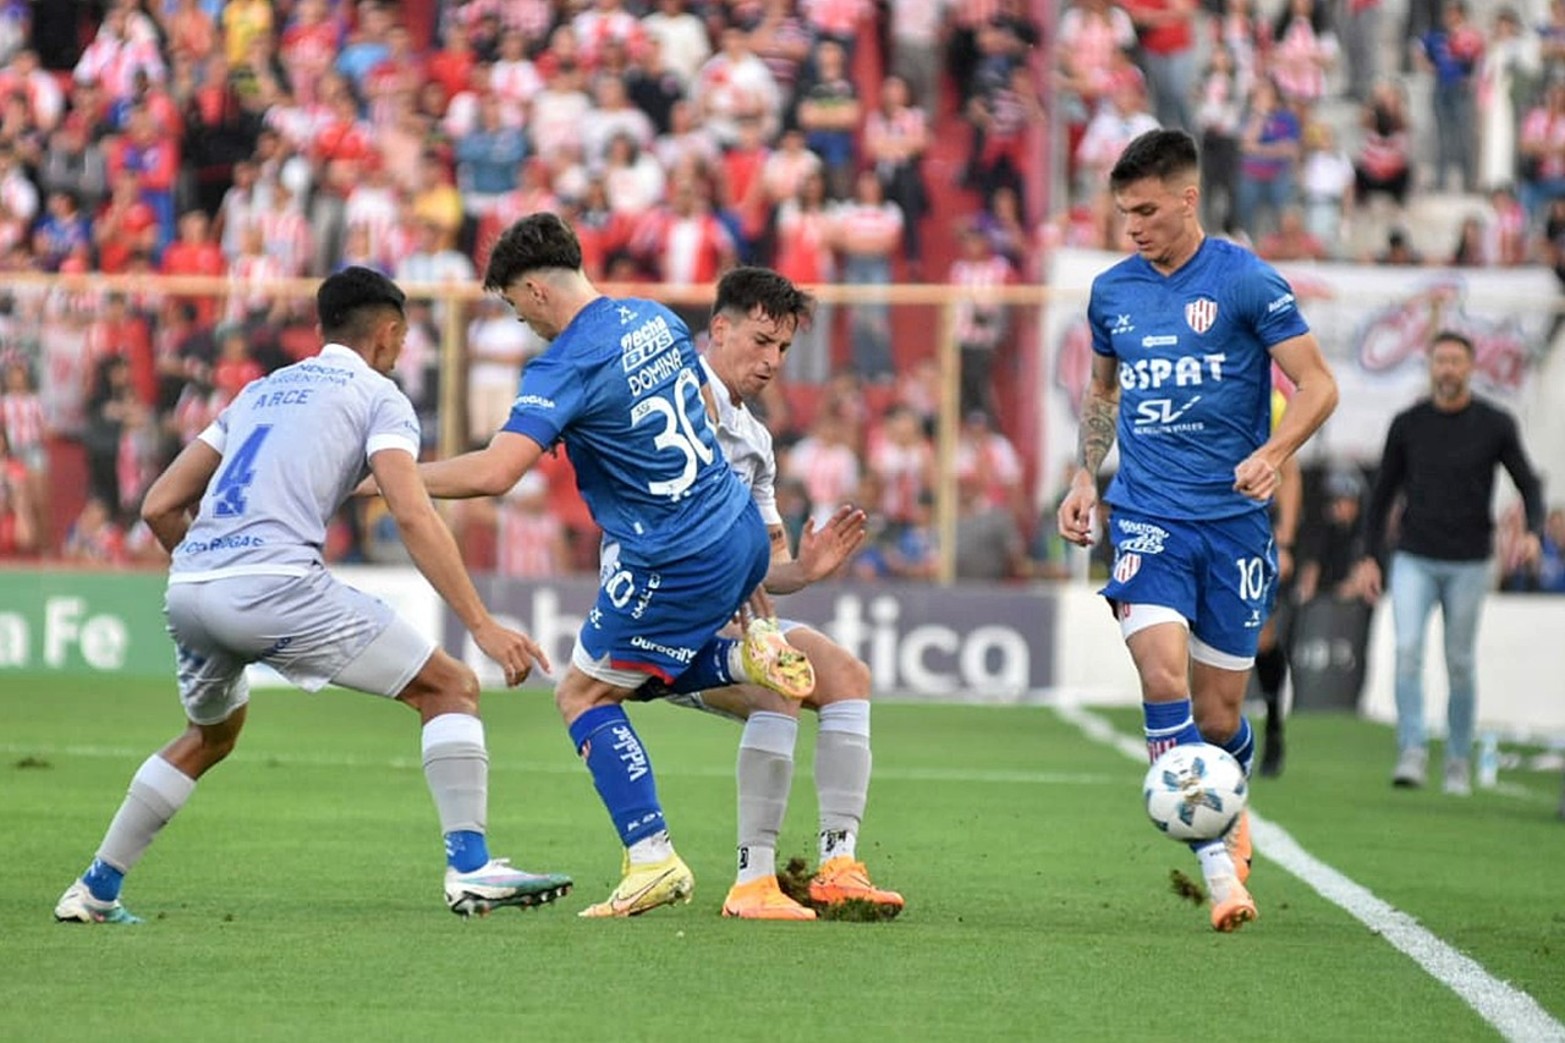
[1057,129,1338,932]
[634,267,903,920]
[405,214,813,918]
[54,268,572,924]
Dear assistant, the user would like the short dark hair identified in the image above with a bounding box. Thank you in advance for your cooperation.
[712,266,814,330]
[483,213,584,292]
[1109,128,1200,192]
[1431,329,1475,356]
[317,266,406,341]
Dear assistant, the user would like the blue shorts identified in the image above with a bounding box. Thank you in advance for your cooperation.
[579,499,770,684]
[1100,507,1277,660]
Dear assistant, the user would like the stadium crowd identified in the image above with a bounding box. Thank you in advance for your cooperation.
[0,0,1560,591]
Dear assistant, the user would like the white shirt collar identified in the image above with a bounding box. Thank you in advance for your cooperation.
[319,343,369,369]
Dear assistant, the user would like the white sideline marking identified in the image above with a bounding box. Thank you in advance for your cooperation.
[1055,705,1565,1043]
[0,743,1115,787]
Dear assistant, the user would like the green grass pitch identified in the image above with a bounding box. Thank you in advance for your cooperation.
[2,675,1563,1042]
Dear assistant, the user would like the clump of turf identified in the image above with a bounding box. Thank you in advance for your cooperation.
[776,857,815,906]
[775,856,902,922]
[14,756,50,770]
[1169,869,1206,905]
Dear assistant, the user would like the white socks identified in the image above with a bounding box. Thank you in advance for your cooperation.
[816,700,871,862]
[420,713,488,836]
[735,712,798,884]
[95,754,196,874]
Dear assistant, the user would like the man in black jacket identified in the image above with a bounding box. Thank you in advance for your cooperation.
[1355,330,1546,794]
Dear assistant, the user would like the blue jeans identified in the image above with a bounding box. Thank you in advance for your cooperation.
[1236,170,1295,240]
[1389,552,1489,759]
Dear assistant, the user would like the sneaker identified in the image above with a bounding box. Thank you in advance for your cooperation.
[578,854,694,918]
[54,880,141,925]
[1209,875,1258,933]
[444,859,573,918]
[1443,757,1472,797]
[1224,809,1252,885]
[1391,746,1428,788]
[721,877,817,920]
[808,856,905,917]
[740,617,815,700]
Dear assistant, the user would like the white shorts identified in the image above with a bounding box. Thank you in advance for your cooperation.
[163,567,436,725]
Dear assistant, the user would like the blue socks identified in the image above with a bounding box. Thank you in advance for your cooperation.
[666,636,740,695]
[568,705,666,846]
[1143,699,1202,763]
[82,858,125,902]
[1217,716,1255,778]
[444,830,489,873]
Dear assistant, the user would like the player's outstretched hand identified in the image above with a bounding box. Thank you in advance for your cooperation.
[1233,453,1282,501]
[738,586,776,630]
[351,475,380,498]
[473,620,551,687]
[798,504,869,583]
[1057,475,1098,547]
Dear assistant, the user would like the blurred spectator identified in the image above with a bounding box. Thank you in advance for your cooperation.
[0,357,46,542]
[161,210,226,327]
[492,472,571,579]
[88,292,156,408]
[623,36,685,135]
[1478,8,1541,194]
[280,0,342,104]
[82,355,139,511]
[583,74,656,167]
[0,425,36,558]
[1355,80,1414,209]
[574,0,647,69]
[750,0,816,107]
[40,119,108,214]
[0,48,64,132]
[695,23,782,147]
[1519,80,1565,221]
[965,63,1043,215]
[642,0,712,88]
[955,409,1024,517]
[33,190,92,272]
[954,472,1027,580]
[63,495,126,564]
[226,224,287,323]
[337,1,394,92]
[604,133,669,219]
[530,60,593,160]
[1417,0,1484,193]
[1299,122,1354,250]
[718,116,773,262]
[1448,214,1488,266]
[1257,205,1328,261]
[630,170,736,299]
[456,93,527,221]
[1270,0,1336,111]
[211,327,264,404]
[865,75,930,266]
[855,490,939,580]
[654,98,722,172]
[1056,0,1138,151]
[109,106,179,250]
[975,185,1031,272]
[1196,45,1243,234]
[1121,0,1199,131]
[1236,78,1301,240]
[866,403,935,532]
[1296,469,1368,602]
[949,224,1013,418]
[1376,227,1424,265]
[1340,0,1382,102]
[889,0,950,114]
[833,168,901,382]
[784,410,861,530]
[466,295,537,445]
[797,40,861,200]
[74,6,167,102]
[1487,186,1528,265]
[774,169,835,383]
[409,152,463,248]
[1075,78,1158,219]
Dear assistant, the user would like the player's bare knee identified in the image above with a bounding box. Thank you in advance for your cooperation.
[1193,704,1240,744]
[1139,666,1187,703]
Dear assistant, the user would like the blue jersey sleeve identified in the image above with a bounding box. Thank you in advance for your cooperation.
[1234,259,1310,349]
[501,353,587,449]
[1089,273,1115,357]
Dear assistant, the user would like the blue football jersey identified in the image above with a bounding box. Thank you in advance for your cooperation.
[1089,237,1309,521]
[501,296,751,564]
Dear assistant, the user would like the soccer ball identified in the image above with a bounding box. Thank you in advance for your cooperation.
[1142,743,1247,842]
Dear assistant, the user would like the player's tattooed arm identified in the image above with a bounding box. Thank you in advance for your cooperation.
[1077,354,1121,476]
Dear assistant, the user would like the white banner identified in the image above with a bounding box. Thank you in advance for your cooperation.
[1038,249,1564,507]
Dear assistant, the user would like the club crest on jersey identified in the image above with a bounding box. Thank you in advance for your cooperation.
[1113,552,1141,583]
[1185,298,1218,334]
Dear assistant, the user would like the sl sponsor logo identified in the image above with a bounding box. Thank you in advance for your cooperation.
[1116,519,1169,555]
[1185,297,1218,334]
[1109,314,1135,336]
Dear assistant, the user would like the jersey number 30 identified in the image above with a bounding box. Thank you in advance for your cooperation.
[631,369,713,500]
[213,425,273,518]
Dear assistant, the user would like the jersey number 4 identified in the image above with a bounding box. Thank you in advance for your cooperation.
[631,369,714,500]
[213,425,273,518]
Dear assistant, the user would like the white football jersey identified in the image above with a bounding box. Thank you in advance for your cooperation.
[700,355,782,527]
[170,344,421,582]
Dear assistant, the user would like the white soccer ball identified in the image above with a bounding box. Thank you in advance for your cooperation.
[1142,743,1248,842]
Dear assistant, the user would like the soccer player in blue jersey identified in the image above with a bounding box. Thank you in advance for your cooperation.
[411,214,813,917]
[1056,129,1338,932]
[55,268,572,924]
